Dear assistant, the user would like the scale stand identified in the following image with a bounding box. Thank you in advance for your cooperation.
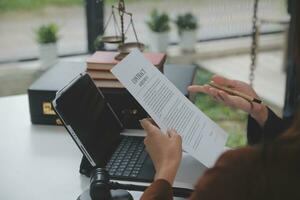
[100,0,145,60]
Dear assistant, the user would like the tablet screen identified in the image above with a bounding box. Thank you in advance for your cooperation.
[54,74,123,168]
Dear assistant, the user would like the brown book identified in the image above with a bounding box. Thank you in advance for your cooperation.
[93,80,124,88]
[86,51,166,72]
[86,51,117,71]
[87,70,117,80]
[87,63,114,71]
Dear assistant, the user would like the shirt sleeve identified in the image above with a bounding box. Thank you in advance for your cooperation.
[247,107,292,145]
[140,179,173,200]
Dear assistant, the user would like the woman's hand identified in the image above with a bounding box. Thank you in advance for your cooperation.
[140,119,182,185]
[188,75,268,126]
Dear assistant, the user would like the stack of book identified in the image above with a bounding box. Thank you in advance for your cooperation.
[86,51,166,89]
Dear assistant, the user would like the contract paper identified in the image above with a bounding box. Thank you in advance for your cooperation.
[111,49,228,167]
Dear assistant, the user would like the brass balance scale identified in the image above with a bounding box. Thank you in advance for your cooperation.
[101,0,145,60]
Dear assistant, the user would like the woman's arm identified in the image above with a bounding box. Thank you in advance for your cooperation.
[188,75,289,144]
[188,75,268,127]
[247,108,293,145]
[140,119,182,200]
[188,75,292,144]
[191,75,292,144]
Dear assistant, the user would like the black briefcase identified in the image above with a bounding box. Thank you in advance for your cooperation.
[28,61,149,129]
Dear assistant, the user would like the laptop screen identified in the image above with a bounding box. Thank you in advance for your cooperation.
[53,74,123,168]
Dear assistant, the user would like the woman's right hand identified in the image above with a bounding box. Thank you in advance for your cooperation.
[140,119,182,185]
[188,75,268,126]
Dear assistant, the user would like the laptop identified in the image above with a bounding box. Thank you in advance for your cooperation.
[52,73,155,182]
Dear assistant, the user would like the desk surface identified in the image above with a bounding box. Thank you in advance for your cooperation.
[0,95,206,200]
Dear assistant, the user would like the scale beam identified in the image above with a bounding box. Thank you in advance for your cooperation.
[101,0,145,60]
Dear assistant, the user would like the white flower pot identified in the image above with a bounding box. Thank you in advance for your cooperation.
[39,43,58,70]
[179,30,197,52]
[148,31,169,52]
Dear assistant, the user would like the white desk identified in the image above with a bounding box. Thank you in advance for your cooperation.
[0,95,206,200]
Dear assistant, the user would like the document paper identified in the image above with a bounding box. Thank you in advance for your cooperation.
[111,50,228,167]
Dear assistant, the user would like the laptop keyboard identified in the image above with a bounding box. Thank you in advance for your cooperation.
[106,136,148,178]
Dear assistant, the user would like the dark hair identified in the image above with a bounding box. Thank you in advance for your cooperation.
[295,2,300,66]
[291,0,300,88]
[271,0,300,165]
[260,1,300,198]
[280,0,300,138]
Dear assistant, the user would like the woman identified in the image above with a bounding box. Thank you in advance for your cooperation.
[140,77,300,200]
[140,1,300,199]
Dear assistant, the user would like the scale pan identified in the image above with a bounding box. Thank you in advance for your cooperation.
[101,36,123,44]
[118,42,145,54]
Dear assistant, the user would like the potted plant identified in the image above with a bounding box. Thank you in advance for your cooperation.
[35,23,59,69]
[94,35,104,51]
[146,9,170,52]
[175,13,199,52]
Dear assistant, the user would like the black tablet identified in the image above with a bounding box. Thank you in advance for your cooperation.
[52,73,123,168]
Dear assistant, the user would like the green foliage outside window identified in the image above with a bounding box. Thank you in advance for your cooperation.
[146,9,170,33]
[35,23,59,44]
[175,13,198,35]
[0,0,82,12]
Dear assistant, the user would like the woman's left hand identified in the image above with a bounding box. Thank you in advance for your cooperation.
[140,119,182,185]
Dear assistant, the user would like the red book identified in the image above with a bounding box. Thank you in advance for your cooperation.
[86,51,166,72]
